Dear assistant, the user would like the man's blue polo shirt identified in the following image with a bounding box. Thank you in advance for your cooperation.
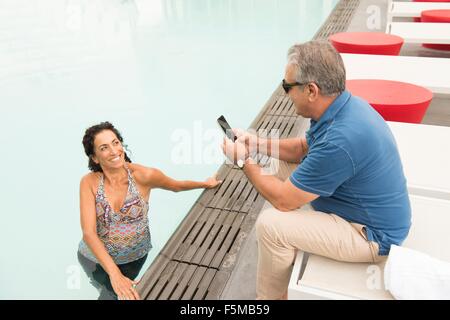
[289,90,411,255]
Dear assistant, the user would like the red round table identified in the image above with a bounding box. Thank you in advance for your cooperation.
[421,9,450,51]
[329,32,404,55]
[346,79,433,123]
[413,0,450,21]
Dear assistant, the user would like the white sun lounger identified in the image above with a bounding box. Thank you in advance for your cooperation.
[342,53,450,95]
[388,121,450,200]
[386,22,450,44]
[387,0,450,22]
[288,195,450,300]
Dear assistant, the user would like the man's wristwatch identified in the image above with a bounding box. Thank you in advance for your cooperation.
[237,157,255,169]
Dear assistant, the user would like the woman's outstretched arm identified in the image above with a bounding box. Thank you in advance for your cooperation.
[130,163,222,192]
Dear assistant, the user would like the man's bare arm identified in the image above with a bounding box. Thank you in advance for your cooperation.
[243,159,318,211]
[258,137,308,163]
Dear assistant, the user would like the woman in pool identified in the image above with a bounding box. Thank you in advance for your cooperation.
[77,121,221,300]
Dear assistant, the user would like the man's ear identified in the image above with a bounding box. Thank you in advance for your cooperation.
[307,83,320,102]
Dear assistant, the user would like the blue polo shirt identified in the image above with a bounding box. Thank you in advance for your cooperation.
[289,90,411,255]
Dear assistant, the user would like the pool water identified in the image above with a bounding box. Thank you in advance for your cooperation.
[0,0,337,299]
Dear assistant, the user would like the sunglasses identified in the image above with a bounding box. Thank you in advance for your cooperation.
[282,79,320,94]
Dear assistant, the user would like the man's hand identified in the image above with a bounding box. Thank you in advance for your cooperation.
[221,137,249,165]
[233,128,259,156]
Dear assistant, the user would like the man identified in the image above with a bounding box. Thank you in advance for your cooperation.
[221,40,411,300]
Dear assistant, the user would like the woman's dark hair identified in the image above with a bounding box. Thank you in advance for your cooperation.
[82,121,132,172]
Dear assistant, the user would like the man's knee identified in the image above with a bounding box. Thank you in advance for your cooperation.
[255,207,282,240]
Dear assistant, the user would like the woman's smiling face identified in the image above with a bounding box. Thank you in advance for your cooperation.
[92,129,125,170]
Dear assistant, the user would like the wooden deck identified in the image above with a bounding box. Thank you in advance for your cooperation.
[136,0,361,300]
[136,86,307,300]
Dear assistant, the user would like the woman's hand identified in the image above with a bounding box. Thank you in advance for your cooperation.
[204,173,222,189]
[110,272,140,300]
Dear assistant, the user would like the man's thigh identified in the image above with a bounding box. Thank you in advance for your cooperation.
[256,206,379,263]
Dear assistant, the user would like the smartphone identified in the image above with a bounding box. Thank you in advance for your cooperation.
[217,115,237,141]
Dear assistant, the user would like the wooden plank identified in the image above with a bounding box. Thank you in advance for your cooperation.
[205,270,231,300]
[241,187,261,213]
[191,209,229,265]
[273,96,286,116]
[266,95,290,116]
[256,116,273,133]
[280,96,293,116]
[201,210,238,266]
[275,86,285,97]
[257,154,271,168]
[220,216,259,272]
[210,212,247,269]
[160,203,207,258]
[158,262,189,300]
[249,84,285,130]
[282,117,297,138]
[267,96,284,115]
[231,181,254,212]
[180,208,221,263]
[181,266,207,300]
[137,255,170,299]
[219,196,267,275]
[206,169,237,208]
[193,269,217,300]
[196,189,218,208]
[272,116,288,139]
[207,169,240,208]
[260,116,280,138]
[253,116,266,132]
[172,207,212,261]
[170,264,198,300]
[196,164,234,206]
[283,116,297,137]
[214,169,245,208]
[258,115,278,138]
[254,113,276,132]
[289,117,308,138]
[277,96,290,116]
[146,260,179,300]
[224,177,249,211]
[277,96,288,115]
[275,116,293,139]
[256,117,279,170]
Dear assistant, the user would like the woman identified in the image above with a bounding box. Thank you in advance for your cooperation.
[78,121,221,300]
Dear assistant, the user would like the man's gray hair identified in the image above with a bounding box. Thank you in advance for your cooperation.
[287,40,346,96]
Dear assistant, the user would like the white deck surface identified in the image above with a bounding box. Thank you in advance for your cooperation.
[343,53,450,95]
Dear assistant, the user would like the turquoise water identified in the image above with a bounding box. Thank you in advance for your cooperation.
[0,0,337,299]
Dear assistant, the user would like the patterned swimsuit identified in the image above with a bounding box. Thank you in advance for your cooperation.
[78,167,152,265]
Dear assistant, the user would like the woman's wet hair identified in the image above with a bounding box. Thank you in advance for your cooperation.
[82,121,132,172]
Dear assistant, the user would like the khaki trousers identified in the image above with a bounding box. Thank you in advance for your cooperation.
[255,205,384,300]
